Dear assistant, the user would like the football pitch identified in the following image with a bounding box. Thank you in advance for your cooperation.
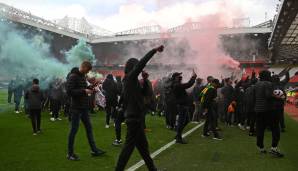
[0,90,298,171]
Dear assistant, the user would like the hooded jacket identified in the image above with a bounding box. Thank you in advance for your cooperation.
[66,68,89,109]
[172,76,196,106]
[25,84,44,109]
[123,49,157,121]
[102,74,119,105]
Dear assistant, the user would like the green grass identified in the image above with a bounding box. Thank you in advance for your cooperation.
[1,89,298,171]
[0,89,194,171]
[139,116,298,171]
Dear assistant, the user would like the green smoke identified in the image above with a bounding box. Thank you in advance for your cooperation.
[0,22,96,88]
[66,39,96,67]
[0,23,67,80]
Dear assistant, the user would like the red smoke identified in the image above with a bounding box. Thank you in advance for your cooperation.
[159,1,242,79]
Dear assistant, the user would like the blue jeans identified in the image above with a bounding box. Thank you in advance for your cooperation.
[68,108,97,155]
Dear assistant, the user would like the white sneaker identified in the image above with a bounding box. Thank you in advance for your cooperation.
[57,118,62,121]
[238,124,245,130]
[50,118,56,121]
[33,133,37,136]
[15,111,20,114]
[105,125,110,128]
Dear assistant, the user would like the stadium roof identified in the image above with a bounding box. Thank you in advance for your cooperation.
[0,2,272,44]
[269,0,298,62]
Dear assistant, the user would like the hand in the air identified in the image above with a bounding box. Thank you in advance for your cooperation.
[192,69,197,78]
[155,45,164,52]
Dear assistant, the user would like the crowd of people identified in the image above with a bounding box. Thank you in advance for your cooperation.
[6,45,290,170]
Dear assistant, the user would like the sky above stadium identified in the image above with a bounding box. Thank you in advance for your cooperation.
[0,0,279,32]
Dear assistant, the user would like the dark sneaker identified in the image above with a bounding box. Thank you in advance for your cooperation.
[269,148,284,158]
[67,154,80,161]
[213,136,223,141]
[91,149,106,157]
[176,138,187,144]
[112,140,122,146]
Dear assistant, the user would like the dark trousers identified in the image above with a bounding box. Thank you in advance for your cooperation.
[115,109,125,140]
[256,111,280,148]
[30,109,41,133]
[223,100,230,123]
[51,99,61,119]
[105,101,116,125]
[8,90,13,103]
[165,102,177,128]
[24,99,30,115]
[176,105,190,139]
[89,93,96,113]
[249,111,256,133]
[279,108,285,130]
[116,119,156,171]
[235,103,241,124]
[227,112,234,125]
[203,108,219,137]
[68,109,98,155]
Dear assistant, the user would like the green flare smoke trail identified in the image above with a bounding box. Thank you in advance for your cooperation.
[0,23,96,88]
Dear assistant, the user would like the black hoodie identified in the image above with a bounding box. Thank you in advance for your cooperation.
[102,74,119,105]
[25,84,44,109]
[66,68,89,109]
[123,49,157,120]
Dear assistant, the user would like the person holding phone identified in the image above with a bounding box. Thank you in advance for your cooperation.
[66,61,105,161]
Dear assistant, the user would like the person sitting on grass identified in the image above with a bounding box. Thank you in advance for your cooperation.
[25,78,44,135]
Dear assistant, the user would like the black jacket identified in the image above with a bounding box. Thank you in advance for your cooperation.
[25,85,44,109]
[202,87,217,109]
[123,49,157,120]
[102,75,119,105]
[243,85,255,113]
[221,85,234,103]
[254,81,273,113]
[66,69,89,109]
[172,76,196,106]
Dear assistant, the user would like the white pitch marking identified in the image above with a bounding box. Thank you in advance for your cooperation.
[127,122,205,171]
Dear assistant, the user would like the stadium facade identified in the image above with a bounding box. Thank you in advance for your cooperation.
[0,1,297,78]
